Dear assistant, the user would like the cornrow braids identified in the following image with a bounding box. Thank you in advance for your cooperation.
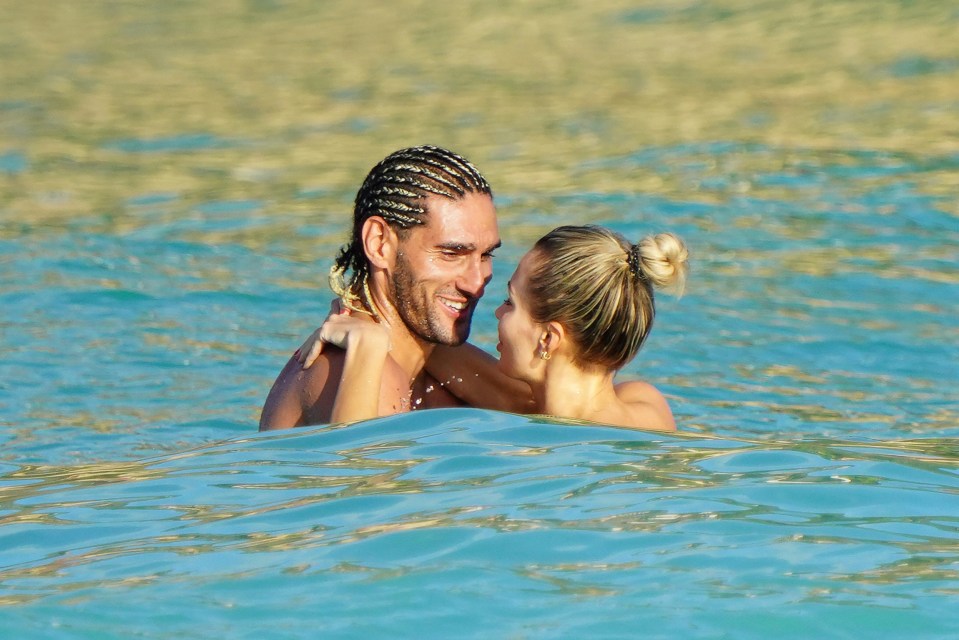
[329,146,492,317]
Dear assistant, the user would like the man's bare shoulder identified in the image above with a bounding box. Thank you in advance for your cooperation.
[259,349,345,430]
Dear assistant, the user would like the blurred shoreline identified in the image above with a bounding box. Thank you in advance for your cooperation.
[2,0,957,227]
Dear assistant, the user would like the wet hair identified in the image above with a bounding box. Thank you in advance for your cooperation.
[526,225,688,370]
[329,145,492,314]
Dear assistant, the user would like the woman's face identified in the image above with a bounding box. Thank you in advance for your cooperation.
[494,251,546,382]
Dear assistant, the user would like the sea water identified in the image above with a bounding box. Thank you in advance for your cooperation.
[3,1,959,638]
[3,142,957,638]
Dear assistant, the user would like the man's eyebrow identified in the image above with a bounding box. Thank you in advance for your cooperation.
[479,240,502,255]
[435,240,502,253]
[435,242,474,252]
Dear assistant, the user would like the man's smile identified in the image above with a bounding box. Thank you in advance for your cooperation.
[438,296,470,315]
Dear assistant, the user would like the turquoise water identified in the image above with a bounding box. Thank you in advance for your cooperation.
[2,144,959,637]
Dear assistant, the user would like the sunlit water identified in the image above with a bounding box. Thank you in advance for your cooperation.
[3,1,959,637]
[3,141,957,638]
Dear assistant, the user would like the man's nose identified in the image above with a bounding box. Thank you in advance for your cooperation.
[458,256,492,296]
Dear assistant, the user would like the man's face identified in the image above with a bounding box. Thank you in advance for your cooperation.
[389,192,500,346]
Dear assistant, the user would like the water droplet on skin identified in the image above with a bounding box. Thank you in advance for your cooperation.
[425,385,434,393]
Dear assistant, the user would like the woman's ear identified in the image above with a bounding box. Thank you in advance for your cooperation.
[540,321,566,356]
[361,216,398,270]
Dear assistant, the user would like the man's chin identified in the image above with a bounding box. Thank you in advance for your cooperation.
[451,316,474,345]
[438,311,473,346]
[413,322,470,347]
[438,329,470,347]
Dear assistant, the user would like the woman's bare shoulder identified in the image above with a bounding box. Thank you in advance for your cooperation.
[613,380,676,431]
[614,379,665,404]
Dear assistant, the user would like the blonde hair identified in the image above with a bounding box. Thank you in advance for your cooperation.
[527,225,688,370]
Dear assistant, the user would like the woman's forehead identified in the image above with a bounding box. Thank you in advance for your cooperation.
[511,251,539,288]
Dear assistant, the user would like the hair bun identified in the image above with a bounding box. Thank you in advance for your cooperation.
[637,233,689,296]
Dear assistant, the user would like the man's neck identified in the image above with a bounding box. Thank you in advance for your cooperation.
[387,321,434,382]
[369,290,433,383]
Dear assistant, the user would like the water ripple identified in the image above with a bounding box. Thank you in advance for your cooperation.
[1,411,957,637]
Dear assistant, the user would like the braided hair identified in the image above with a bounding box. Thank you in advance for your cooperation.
[330,145,492,316]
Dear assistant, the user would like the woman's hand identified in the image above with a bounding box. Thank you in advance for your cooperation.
[317,313,391,355]
[296,299,353,369]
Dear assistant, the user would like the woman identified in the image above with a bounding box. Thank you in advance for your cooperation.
[306,225,688,430]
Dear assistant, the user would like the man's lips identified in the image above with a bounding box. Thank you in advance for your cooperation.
[438,296,472,317]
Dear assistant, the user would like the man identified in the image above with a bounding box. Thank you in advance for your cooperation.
[259,145,505,430]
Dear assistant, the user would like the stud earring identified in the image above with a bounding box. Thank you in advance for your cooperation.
[539,350,551,361]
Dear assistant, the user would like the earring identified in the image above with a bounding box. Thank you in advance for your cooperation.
[539,350,551,361]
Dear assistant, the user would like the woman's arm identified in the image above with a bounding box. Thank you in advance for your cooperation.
[316,315,391,423]
[297,304,536,414]
[426,343,536,413]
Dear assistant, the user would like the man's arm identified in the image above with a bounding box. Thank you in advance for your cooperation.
[426,343,536,413]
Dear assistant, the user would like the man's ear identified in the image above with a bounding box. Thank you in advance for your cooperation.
[361,216,398,270]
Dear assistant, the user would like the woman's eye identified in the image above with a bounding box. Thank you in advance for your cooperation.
[502,298,512,306]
